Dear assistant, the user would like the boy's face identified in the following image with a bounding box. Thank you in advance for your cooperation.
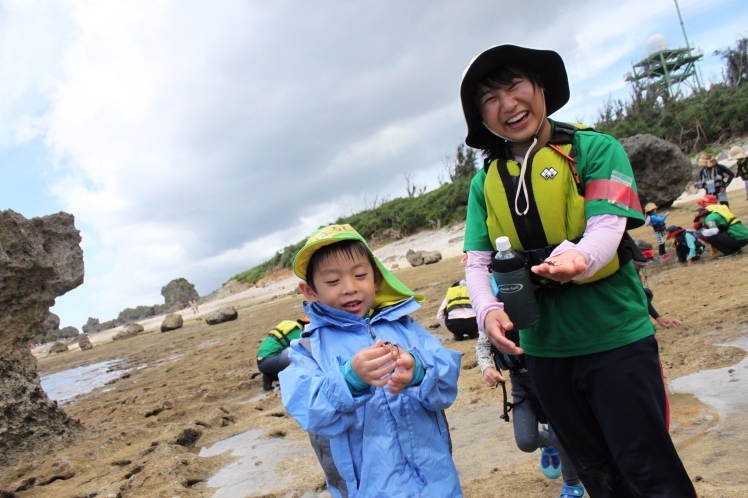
[300,249,381,318]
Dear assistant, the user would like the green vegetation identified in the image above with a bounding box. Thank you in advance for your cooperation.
[233,37,748,285]
[595,37,748,153]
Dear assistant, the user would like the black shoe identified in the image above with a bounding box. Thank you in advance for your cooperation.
[262,373,274,391]
[453,334,463,341]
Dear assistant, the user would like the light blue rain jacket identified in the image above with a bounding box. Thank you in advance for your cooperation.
[279,297,463,498]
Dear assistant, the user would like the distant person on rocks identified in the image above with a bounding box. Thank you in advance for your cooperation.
[730,146,748,200]
[695,153,734,206]
[693,195,748,258]
[256,317,309,391]
[644,202,671,261]
[666,225,705,265]
[476,329,583,498]
[279,223,462,498]
[189,299,199,314]
[436,280,479,341]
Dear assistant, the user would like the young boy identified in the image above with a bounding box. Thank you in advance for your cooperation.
[279,224,462,498]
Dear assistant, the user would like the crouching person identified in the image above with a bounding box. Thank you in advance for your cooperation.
[437,280,480,341]
[280,224,463,498]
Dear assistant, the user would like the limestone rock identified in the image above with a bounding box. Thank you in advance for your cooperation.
[161,278,199,309]
[160,313,184,332]
[48,341,69,354]
[0,210,84,465]
[78,335,93,350]
[113,323,144,341]
[618,134,693,208]
[406,249,443,267]
[205,306,238,325]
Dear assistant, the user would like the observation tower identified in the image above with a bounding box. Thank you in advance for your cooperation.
[625,34,704,101]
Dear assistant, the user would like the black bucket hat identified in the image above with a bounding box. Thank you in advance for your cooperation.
[460,45,570,150]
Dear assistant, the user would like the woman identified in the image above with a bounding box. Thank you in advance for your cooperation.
[460,44,695,497]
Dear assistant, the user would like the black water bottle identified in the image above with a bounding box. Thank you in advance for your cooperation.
[491,236,539,329]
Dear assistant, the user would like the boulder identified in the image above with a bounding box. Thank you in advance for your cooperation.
[0,210,84,464]
[48,341,69,354]
[406,249,443,267]
[78,335,93,350]
[618,134,694,208]
[161,313,184,332]
[112,323,144,341]
[205,306,238,325]
[161,278,199,309]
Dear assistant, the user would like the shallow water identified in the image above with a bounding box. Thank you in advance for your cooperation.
[199,429,318,498]
[40,359,127,405]
[670,336,748,418]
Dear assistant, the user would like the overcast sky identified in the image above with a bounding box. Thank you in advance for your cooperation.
[1,0,746,329]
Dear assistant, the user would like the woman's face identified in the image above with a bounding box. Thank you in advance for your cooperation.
[476,74,546,144]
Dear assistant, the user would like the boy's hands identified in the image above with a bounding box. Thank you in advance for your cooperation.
[349,339,416,394]
[350,339,397,387]
[386,344,415,395]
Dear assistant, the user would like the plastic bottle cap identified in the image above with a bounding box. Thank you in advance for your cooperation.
[495,236,511,251]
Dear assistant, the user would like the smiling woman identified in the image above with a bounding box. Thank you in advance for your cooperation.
[460,44,697,497]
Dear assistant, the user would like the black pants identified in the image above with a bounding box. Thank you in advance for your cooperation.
[445,317,479,339]
[705,232,747,255]
[526,336,695,497]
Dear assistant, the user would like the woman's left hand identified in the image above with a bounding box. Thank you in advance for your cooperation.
[530,249,588,283]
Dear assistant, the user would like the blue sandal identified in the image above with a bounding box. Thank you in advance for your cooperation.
[540,446,562,479]
[560,484,584,497]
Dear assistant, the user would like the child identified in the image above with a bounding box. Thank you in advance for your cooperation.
[256,317,308,390]
[644,202,671,260]
[475,329,584,498]
[460,44,695,496]
[279,224,462,498]
[666,225,705,265]
[436,279,480,341]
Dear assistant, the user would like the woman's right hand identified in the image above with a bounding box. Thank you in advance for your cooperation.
[484,309,523,355]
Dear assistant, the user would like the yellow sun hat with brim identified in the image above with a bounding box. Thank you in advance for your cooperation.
[644,202,657,213]
[293,224,424,308]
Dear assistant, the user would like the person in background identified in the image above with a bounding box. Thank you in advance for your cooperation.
[729,146,748,200]
[666,225,705,265]
[476,329,584,498]
[256,317,309,391]
[644,202,671,261]
[436,279,480,341]
[279,224,462,498]
[459,43,695,496]
[695,153,734,206]
[694,195,748,258]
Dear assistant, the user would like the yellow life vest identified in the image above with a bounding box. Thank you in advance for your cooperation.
[705,204,740,225]
[445,286,472,313]
[268,320,303,348]
[483,122,620,285]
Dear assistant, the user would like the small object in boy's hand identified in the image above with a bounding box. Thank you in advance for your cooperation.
[383,341,400,359]
[543,259,561,266]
